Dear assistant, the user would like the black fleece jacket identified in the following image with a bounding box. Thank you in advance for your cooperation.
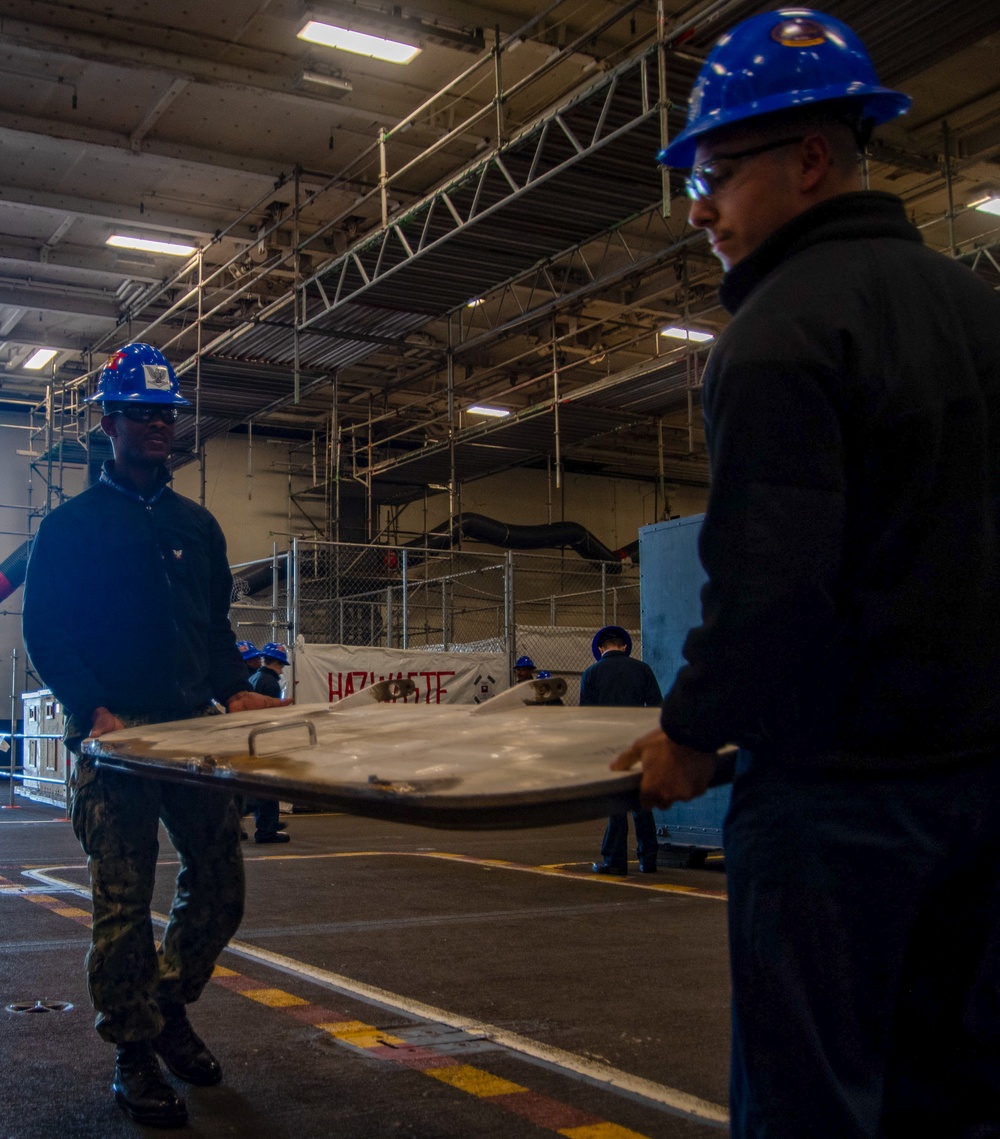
[22,462,250,728]
[661,192,1000,768]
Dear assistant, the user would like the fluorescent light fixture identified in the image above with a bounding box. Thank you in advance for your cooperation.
[660,325,714,343]
[298,19,420,64]
[107,235,198,256]
[23,349,58,370]
[296,69,353,93]
[971,195,1000,216]
[466,405,510,418]
[466,297,484,308]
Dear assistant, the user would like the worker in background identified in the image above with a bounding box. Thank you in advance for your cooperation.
[613,10,1000,1136]
[235,640,262,679]
[21,343,289,1129]
[582,626,662,875]
[249,641,288,699]
[513,655,536,684]
[233,641,263,840]
[244,642,291,844]
[532,670,564,705]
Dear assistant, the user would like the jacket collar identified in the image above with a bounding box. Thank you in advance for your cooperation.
[99,460,171,505]
[720,192,922,314]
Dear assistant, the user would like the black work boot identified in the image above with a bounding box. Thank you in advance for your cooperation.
[152,1002,223,1086]
[113,1041,188,1128]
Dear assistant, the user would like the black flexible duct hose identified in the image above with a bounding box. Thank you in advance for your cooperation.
[232,559,288,599]
[0,539,30,602]
[405,513,627,570]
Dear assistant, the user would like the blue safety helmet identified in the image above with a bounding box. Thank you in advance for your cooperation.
[535,670,553,680]
[85,342,191,406]
[515,656,535,670]
[260,641,289,665]
[592,625,632,660]
[658,8,911,168]
[236,641,261,662]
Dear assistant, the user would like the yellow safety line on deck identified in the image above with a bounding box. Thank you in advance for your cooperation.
[19,863,730,1128]
[209,963,659,1137]
[238,849,729,901]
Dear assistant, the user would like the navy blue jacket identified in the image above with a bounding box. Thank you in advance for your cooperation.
[249,665,282,700]
[661,192,1000,768]
[580,651,662,707]
[23,462,250,728]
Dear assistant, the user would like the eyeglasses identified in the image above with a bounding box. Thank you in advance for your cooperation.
[686,137,805,201]
[112,405,181,424]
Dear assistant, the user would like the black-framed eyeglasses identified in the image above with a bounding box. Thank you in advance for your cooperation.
[112,405,181,425]
[686,137,806,201]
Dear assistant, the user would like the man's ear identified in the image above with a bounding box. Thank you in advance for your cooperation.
[798,132,834,192]
[100,413,118,440]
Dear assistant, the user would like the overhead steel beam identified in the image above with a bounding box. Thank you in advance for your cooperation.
[0,237,161,282]
[129,78,189,152]
[0,118,284,222]
[0,173,253,243]
[0,18,453,120]
[0,279,119,319]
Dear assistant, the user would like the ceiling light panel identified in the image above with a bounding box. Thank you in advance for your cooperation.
[298,19,420,64]
[660,326,714,343]
[23,349,59,370]
[107,235,198,257]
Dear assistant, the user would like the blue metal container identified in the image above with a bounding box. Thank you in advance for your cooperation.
[639,515,730,856]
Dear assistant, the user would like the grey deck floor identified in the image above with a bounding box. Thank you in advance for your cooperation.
[1,792,731,1138]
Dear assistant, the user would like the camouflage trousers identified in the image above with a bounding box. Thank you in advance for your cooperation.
[70,717,245,1044]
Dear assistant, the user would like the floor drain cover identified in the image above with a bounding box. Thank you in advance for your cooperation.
[6,999,74,1015]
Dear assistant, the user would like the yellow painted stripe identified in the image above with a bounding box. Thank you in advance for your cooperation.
[423,1064,528,1098]
[560,1125,652,1139]
[52,906,91,919]
[28,894,58,905]
[212,964,239,977]
[316,1018,374,1034]
[241,988,309,1008]
[316,1020,406,1047]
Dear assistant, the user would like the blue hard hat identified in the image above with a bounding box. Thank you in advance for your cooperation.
[535,670,553,680]
[659,9,911,168]
[86,343,191,405]
[261,641,289,665]
[592,625,632,660]
[236,641,261,661]
[515,656,535,670]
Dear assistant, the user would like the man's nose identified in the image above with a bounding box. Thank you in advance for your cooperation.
[687,195,716,230]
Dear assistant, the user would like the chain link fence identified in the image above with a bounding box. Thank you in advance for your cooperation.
[230,542,643,705]
[230,551,292,653]
[510,552,641,704]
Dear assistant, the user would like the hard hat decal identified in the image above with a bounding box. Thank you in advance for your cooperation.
[771,18,827,47]
[105,351,126,370]
[143,364,172,391]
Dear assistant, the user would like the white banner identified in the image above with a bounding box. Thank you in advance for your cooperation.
[294,641,509,706]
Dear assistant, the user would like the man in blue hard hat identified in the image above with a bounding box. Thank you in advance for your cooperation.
[22,343,290,1128]
[235,640,262,680]
[581,626,662,875]
[513,654,536,684]
[245,643,292,843]
[613,10,1000,1137]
